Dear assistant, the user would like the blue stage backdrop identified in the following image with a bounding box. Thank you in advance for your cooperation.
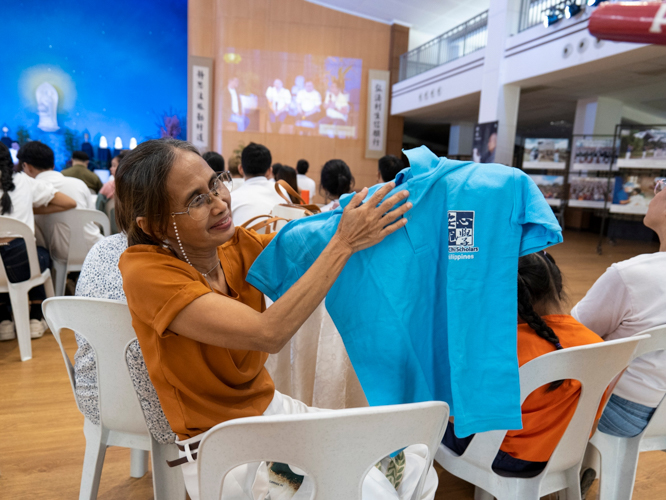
[2,0,187,169]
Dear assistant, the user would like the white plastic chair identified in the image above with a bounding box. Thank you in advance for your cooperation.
[35,209,110,296]
[435,336,646,500]
[587,325,666,500]
[197,401,449,500]
[0,216,55,361]
[42,296,185,500]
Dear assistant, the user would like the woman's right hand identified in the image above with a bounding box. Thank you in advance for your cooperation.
[333,182,412,254]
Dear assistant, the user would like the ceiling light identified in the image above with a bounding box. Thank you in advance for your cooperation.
[565,3,583,19]
[543,8,564,28]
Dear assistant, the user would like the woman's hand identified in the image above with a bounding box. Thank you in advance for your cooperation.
[333,182,412,254]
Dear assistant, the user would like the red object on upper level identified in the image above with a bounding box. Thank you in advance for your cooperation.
[588,2,666,45]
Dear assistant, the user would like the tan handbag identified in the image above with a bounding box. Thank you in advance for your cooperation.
[240,215,290,234]
[273,180,321,215]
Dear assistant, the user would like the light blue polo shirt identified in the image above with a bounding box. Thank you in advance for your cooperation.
[247,146,562,437]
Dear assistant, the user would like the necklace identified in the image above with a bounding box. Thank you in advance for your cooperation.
[200,260,221,278]
[171,216,221,278]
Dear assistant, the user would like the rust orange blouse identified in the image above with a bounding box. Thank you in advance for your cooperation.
[119,228,276,439]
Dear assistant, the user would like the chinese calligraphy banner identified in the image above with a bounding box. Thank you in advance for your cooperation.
[188,56,213,151]
[365,69,390,159]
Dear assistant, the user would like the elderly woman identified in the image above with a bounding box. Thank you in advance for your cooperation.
[114,139,420,499]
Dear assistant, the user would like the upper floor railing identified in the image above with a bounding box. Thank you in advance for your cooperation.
[398,11,488,82]
[518,0,640,33]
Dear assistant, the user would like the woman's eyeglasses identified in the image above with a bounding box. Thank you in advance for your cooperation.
[655,179,666,196]
[171,171,233,221]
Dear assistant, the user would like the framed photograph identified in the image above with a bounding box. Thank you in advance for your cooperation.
[617,128,666,169]
[610,175,665,214]
[571,136,617,171]
[523,138,569,170]
[529,175,564,206]
[568,176,611,208]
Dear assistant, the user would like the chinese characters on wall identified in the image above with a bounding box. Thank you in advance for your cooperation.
[191,64,210,149]
[366,70,390,158]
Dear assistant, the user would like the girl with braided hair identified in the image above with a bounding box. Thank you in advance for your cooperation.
[443,251,605,477]
[0,142,76,340]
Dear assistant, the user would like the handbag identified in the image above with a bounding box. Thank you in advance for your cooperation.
[240,215,290,234]
[272,180,321,220]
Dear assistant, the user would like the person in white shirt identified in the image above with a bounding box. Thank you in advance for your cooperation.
[265,79,291,124]
[227,155,244,191]
[226,77,248,132]
[321,81,350,125]
[295,81,322,120]
[230,142,285,226]
[572,178,666,437]
[1,142,76,339]
[21,146,104,264]
[296,159,316,203]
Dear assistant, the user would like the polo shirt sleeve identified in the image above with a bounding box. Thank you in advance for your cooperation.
[512,170,563,256]
[26,175,57,207]
[119,248,212,337]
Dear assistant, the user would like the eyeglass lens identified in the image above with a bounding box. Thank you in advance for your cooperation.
[187,172,233,220]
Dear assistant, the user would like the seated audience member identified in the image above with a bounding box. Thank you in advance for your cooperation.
[202,151,225,173]
[274,165,300,203]
[99,150,127,201]
[295,81,322,120]
[20,141,103,263]
[320,159,355,211]
[74,231,175,443]
[114,138,421,500]
[296,159,316,202]
[378,154,404,183]
[62,150,103,193]
[443,252,604,477]
[572,178,666,438]
[269,162,281,181]
[320,81,350,125]
[265,79,291,124]
[230,143,286,226]
[0,143,76,340]
[227,154,244,191]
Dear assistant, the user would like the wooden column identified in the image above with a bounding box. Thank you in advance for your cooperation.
[386,23,409,158]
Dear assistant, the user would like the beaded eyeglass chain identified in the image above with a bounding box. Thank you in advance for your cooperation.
[171,216,220,278]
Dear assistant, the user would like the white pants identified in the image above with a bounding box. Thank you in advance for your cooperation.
[177,391,438,500]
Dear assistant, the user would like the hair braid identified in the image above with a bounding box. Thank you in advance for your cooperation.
[0,144,15,215]
[518,274,565,391]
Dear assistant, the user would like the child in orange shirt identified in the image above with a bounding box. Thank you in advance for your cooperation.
[443,251,604,476]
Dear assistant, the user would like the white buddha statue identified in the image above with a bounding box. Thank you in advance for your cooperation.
[36,82,60,132]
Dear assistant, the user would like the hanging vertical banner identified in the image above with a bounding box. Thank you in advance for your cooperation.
[365,69,390,159]
[472,121,498,164]
[188,56,213,151]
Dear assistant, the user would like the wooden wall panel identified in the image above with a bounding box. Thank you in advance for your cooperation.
[207,0,392,201]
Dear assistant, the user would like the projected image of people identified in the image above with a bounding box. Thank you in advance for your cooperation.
[223,51,362,139]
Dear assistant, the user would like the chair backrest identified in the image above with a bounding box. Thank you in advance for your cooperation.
[36,209,110,266]
[42,296,149,435]
[457,336,645,475]
[198,401,449,500]
[631,325,666,440]
[0,216,42,286]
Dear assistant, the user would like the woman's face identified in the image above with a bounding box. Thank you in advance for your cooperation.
[165,150,235,251]
[110,157,119,176]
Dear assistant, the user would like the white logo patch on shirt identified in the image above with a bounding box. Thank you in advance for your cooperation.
[448,211,479,256]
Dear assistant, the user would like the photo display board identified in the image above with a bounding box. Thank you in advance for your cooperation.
[528,175,564,206]
[568,175,612,208]
[611,175,666,214]
[523,138,569,170]
[618,127,666,169]
[571,136,617,171]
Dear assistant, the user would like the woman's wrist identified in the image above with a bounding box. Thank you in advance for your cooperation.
[329,233,355,258]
